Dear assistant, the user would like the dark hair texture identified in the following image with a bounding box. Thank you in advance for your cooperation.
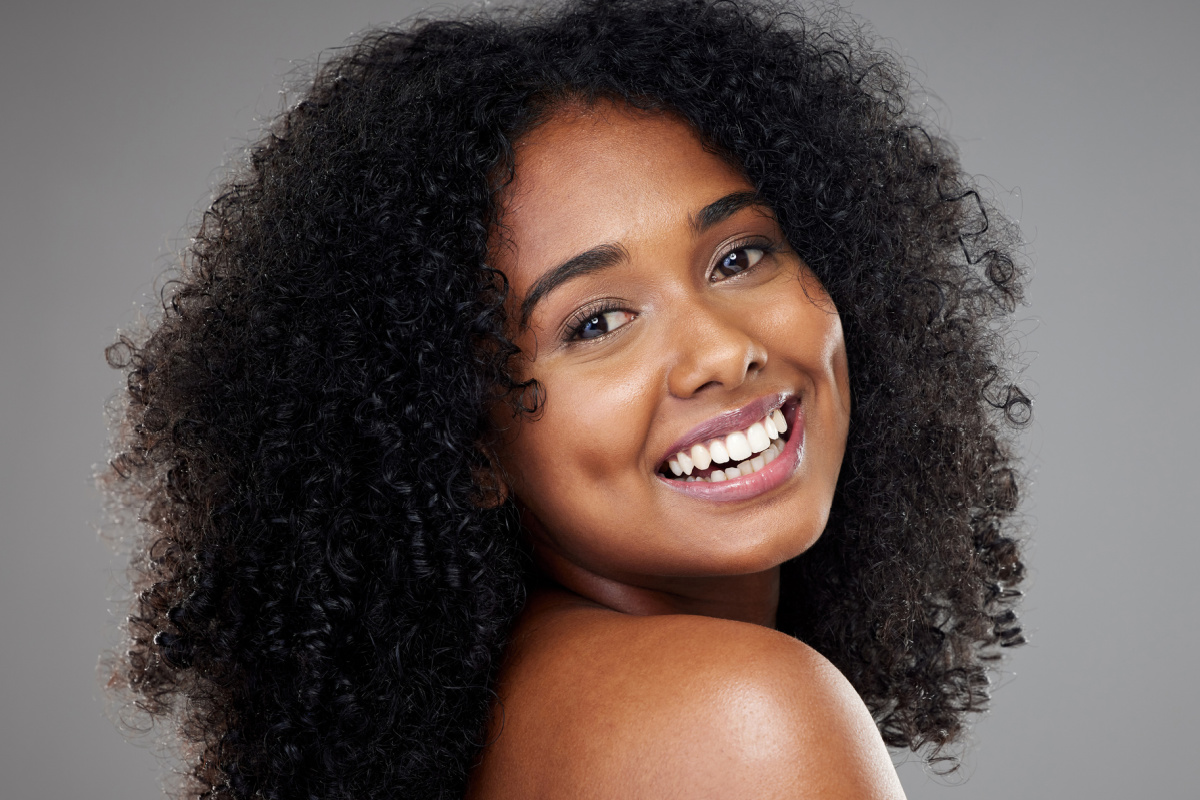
[103,0,1029,797]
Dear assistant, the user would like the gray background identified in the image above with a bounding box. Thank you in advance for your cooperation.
[2,0,1196,797]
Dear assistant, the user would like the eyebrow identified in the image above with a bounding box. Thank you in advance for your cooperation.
[690,190,764,233]
[518,190,769,326]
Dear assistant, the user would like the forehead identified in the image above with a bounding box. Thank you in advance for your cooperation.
[493,103,753,291]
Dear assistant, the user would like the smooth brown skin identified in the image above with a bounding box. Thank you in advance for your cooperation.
[469,103,904,799]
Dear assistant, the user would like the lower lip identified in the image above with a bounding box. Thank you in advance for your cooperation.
[655,402,805,503]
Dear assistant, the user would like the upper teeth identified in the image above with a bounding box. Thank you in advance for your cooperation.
[666,408,788,477]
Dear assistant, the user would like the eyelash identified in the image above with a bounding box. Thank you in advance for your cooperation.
[710,238,777,282]
[562,237,779,343]
[564,300,630,342]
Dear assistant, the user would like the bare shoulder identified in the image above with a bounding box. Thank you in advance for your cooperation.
[468,602,905,799]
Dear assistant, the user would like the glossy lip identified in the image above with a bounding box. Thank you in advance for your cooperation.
[656,390,792,470]
[656,400,804,503]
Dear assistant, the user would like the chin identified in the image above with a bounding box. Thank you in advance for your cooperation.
[735,529,825,574]
[656,518,828,578]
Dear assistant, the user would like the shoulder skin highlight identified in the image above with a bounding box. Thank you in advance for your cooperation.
[469,608,906,799]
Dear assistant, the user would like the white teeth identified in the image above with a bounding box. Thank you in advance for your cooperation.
[726,431,752,461]
[669,437,788,483]
[665,408,792,481]
[747,422,770,453]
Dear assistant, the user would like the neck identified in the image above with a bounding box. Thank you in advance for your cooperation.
[531,548,781,628]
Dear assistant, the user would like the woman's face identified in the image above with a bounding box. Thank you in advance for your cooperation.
[489,103,850,583]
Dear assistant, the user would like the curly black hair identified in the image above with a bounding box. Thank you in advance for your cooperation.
[102,0,1029,797]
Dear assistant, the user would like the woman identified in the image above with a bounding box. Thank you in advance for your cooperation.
[104,0,1028,797]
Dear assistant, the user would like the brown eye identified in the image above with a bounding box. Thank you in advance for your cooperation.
[711,246,765,281]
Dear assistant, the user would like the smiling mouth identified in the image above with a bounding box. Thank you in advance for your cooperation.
[658,405,792,483]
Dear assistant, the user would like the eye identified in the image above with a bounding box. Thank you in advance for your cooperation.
[569,308,635,341]
[711,245,766,282]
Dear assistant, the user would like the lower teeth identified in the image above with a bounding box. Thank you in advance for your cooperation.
[676,439,784,482]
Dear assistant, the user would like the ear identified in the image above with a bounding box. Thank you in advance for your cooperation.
[472,444,511,509]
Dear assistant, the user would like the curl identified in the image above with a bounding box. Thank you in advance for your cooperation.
[102,1,1029,795]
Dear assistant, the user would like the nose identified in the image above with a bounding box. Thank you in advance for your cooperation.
[665,302,768,398]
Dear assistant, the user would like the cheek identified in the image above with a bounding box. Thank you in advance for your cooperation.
[760,278,846,385]
[757,278,850,470]
[498,352,658,511]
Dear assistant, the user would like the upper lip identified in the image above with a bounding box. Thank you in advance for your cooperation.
[657,391,792,468]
